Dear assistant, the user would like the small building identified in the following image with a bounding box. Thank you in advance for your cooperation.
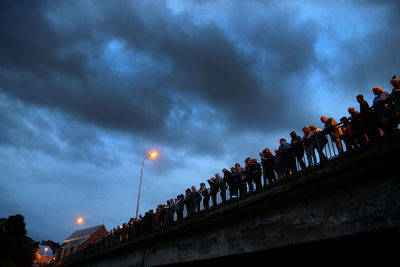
[33,245,54,266]
[57,224,108,260]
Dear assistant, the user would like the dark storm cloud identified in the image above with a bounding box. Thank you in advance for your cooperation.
[97,0,320,129]
[328,22,400,93]
[0,94,121,167]
[0,0,322,158]
[311,0,400,97]
[0,0,90,81]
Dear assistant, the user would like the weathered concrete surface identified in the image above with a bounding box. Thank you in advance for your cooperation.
[58,136,400,266]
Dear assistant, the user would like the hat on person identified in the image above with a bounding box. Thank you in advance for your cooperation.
[372,86,383,93]
[391,75,400,88]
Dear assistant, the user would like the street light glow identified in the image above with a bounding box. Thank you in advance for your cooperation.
[70,217,85,234]
[136,151,159,219]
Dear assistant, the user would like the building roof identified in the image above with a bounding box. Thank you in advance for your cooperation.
[63,224,105,247]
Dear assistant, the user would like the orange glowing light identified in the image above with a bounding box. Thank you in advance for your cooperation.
[76,217,84,224]
[44,248,48,252]
[149,152,158,158]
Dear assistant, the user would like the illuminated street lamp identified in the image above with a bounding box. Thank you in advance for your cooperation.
[135,151,158,219]
[70,217,84,234]
[42,247,48,264]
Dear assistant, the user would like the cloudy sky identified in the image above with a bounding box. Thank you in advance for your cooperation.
[1,0,399,243]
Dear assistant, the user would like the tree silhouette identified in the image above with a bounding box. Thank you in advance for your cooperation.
[0,214,39,267]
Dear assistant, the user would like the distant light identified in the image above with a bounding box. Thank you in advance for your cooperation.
[149,152,158,158]
[76,217,84,224]
[44,248,48,251]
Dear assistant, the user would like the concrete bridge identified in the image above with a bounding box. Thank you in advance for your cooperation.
[56,136,400,266]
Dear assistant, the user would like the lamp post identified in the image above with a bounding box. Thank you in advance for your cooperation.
[70,217,84,234]
[43,247,48,264]
[135,151,158,219]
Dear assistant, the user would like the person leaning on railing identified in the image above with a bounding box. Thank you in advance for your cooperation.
[162,203,169,227]
[199,182,210,210]
[230,167,240,198]
[250,158,262,190]
[168,199,175,224]
[191,186,201,213]
[160,204,167,228]
[339,116,358,151]
[222,168,235,199]
[390,75,400,115]
[290,131,307,171]
[356,94,380,142]
[174,194,185,220]
[274,148,283,180]
[215,173,226,202]
[278,138,296,177]
[235,163,247,197]
[184,188,194,216]
[321,116,343,154]
[260,147,277,185]
[302,127,316,167]
[143,210,154,233]
[244,158,255,193]
[371,86,398,136]
[309,125,328,162]
[106,230,112,248]
[137,215,144,235]
[127,218,136,240]
[208,177,218,207]
[122,223,129,242]
[347,106,369,146]
[154,205,162,230]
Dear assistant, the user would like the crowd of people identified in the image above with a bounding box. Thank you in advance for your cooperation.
[68,74,400,257]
